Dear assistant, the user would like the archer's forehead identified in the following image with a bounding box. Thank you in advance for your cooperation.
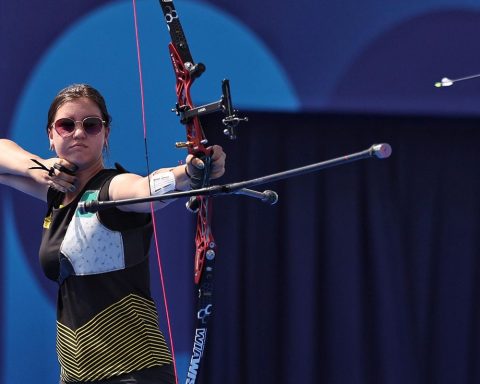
[55,98,102,119]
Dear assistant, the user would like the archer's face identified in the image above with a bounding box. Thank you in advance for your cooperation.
[49,98,110,170]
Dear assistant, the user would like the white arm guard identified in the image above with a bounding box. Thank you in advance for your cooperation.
[149,171,176,196]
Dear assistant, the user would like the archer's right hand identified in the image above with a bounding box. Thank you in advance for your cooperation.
[28,158,78,193]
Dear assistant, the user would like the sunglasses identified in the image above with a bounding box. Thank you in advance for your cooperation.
[52,116,105,137]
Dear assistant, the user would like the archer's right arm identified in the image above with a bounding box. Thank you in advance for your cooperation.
[0,139,75,201]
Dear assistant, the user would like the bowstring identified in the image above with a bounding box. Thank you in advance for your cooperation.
[131,1,179,382]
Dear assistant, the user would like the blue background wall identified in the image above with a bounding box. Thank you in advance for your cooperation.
[1,0,480,382]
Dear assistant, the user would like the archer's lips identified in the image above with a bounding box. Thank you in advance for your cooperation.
[69,143,88,149]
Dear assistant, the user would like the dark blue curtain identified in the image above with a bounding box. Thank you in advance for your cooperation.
[196,112,480,384]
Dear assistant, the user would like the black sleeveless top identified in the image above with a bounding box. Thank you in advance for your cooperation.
[39,168,173,382]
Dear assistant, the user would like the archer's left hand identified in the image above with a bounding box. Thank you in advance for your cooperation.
[186,145,226,188]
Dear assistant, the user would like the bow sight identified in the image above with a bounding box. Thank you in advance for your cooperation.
[173,78,248,145]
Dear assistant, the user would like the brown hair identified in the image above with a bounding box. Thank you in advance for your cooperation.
[46,84,112,133]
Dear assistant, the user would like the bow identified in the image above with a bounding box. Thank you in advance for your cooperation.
[157,1,247,382]
[131,1,247,383]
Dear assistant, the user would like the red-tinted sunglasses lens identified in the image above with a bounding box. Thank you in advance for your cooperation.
[82,117,104,135]
[54,118,76,137]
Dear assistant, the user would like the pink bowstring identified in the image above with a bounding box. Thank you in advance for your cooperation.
[131,1,179,382]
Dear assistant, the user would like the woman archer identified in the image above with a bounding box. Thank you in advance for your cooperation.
[0,83,226,384]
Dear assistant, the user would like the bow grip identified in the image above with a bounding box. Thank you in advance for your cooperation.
[189,150,212,190]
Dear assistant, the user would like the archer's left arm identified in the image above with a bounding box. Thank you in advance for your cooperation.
[109,145,226,213]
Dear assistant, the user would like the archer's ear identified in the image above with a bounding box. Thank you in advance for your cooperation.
[104,125,111,141]
[48,128,55,151]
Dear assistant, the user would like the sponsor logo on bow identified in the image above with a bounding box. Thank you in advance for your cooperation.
[186,328,207,383]
[164,6,178,23]
[197,304,212,324]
